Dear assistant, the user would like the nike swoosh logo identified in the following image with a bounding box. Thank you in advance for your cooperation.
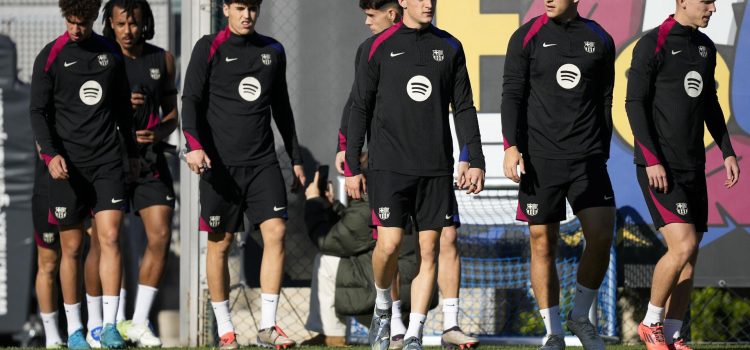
[273,206,286,211]
[542,43,557,47]
[445,214,452,220]
[166,195,174,201]
[111,198,124,204]
[672,50,682,55]
[390,52,405,57]
[225,57,238,62]
[604,195,614,200]
[64,61,77,67]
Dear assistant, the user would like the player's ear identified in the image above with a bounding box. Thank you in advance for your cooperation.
[223,3,230,17]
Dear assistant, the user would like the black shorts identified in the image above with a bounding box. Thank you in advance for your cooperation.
[129,154,175,213]
[517,156,615,224]
[199,163,287,233]
[48,160,126,226]
[368,170,456,231]
[33,193,59,249]
[636,166,708,232]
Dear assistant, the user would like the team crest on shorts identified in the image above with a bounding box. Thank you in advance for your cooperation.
[209,215,221,228]
[42,232,56,244]
[698,46,708,58]
[432,49,444,62]
[97,54,109,67]
[261,54,272,66]
[526,203,539,216]
[676,203,689,216]
[378,207,390,221]
[54,207,67,219]
[584,41,596,54]
[150,68,161,80]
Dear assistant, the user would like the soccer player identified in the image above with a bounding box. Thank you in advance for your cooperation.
[626,1,739,349]
[181,0,305,348]
[29,0,139,348]
[336,2,478,349]
[101,0,178,346]
[33,148,65,349]
[345,0,486,348]
[501,0,616,349]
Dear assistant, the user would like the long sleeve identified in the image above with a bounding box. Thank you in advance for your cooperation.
[601,33,616,157]
[451,42,485,170]
[271,48,302,165]
[337,45,364,154]
[625,37,662,166]
[113,60,138,158]
[500,28,530,151]
[345,40,378,176]
[180,38,210,152]
[705,46,735,159]
[29,48,58,165]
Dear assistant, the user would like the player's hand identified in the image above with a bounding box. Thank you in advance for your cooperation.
[335,151,347,175]
[724,156,740,189]
[136,129,156,144]
[646,164,668,193]
[291,165,306,192]
[128,158,141,182]
[325,181,335,205]
[503,146,525,183]
[465,168,485,194]
[305,170,321,199]
[456,161,470,189]
[186,149,211,175]
[48,155,69,180]
[345,174,365,200]
[131,92,145,109]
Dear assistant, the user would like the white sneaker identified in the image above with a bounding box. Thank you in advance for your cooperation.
[86,326,102,348]
[566,313,605,350]
[126,322,162,348]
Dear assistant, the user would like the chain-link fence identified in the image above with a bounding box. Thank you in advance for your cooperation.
[616,209,750,345]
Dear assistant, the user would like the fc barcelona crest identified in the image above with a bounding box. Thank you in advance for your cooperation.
[209,215,221,228]
[97,54,109,67]
[432,50,444,62]
[261,54,272,66]
[55,207,67,219]
[676,203,688,216]
[526,203,539,216]
[698,46,708,58]
[42,232,56,244]
[150,68,161,80]
[378,207,390,221]
[584,41,596,54]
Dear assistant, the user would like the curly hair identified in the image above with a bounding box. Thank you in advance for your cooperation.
[59,0,102,22]
[102,0,155,42]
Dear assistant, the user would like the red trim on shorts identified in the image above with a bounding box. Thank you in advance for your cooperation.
[199,216,212,232]
[648,188,685,225]
[372,228,378,240]
[516,202,529,222]
[48,209,59,225]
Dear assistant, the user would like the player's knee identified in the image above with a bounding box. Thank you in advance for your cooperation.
[96,228,120,249]
[419,242,438,264]
[376,238,401,257]
[37,255,59,275]
[261,221,286,244]
[584,232,613,250]
[147,228,171,250]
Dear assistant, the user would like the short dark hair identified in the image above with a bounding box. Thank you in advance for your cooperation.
[59,0,102,22]
[102,0,155,42]
[359,0,399,11]
[223,0,263,6]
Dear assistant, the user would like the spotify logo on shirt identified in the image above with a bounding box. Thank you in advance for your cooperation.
[406,75,432,102]
[239,76,262,102]
[79,80,103,105]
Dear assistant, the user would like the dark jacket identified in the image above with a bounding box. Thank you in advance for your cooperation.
[305,195,436,316]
